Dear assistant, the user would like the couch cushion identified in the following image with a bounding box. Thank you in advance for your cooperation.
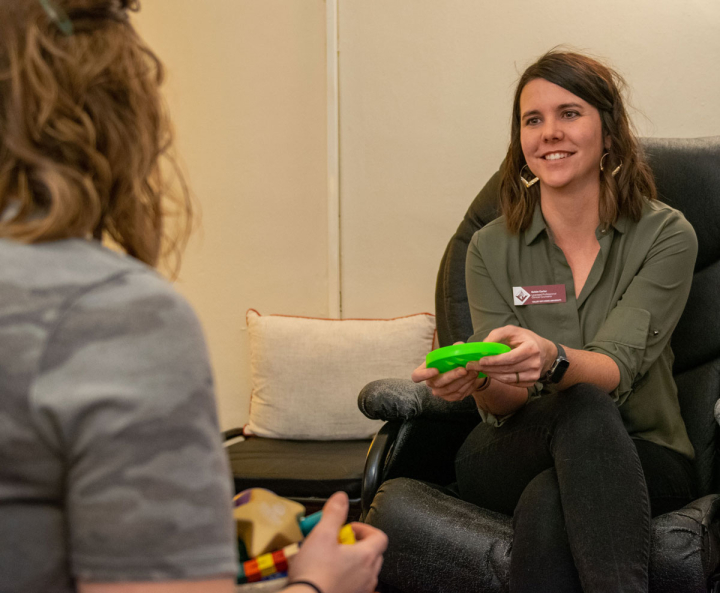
[227,436,371,501]
[245,309,436,440]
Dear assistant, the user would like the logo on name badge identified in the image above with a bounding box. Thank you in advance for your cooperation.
[513,284,567,306]
[513,287,531,305]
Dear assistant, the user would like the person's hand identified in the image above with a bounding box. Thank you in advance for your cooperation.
[287,491,388,593]
[466,326,555,387]
[411,342,483,402]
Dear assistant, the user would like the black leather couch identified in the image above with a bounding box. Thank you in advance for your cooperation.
[359,137,720,593]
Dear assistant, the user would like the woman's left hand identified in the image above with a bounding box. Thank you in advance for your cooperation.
[466,325,556,388]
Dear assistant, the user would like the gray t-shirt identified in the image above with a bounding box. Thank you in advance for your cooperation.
[0,238,238,592]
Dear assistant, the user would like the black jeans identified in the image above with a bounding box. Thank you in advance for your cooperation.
[455,384,697,593]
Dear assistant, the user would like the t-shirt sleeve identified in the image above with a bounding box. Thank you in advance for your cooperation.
[584,211,698,404]
[29,270,238,582]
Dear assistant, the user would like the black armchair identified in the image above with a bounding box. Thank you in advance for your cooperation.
[359,137,720,593]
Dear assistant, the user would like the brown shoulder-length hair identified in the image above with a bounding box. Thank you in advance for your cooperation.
[500,49,656,234]
[0,0,190,272]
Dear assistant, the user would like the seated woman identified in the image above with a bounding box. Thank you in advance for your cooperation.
[0,2,386,593]
[413,50,698,593]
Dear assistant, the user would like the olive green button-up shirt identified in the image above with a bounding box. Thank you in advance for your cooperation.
[466,199,698,459]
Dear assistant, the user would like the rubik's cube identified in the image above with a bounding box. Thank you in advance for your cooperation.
[238,542,299,583]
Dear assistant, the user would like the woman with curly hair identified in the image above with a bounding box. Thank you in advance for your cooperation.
[414,50,698,592]
[0,2,386,593]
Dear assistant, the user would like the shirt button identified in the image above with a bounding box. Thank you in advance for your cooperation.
[653,330,659,336]
[601,229,607,233]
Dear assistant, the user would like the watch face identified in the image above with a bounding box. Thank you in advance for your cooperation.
[550,358,570,383]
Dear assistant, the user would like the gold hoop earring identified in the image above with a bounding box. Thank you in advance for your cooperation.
[600,152,623,177]
[520,164,539,188]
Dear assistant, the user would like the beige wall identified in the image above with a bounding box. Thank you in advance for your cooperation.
[135,1,720,430]
[135,1,329,430]
[339,0,720,318]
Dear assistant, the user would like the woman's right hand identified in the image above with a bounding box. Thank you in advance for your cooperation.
[411,342,482,402]
[286,491,388,593]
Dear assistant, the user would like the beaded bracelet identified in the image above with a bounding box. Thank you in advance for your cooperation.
[287,580,324,593]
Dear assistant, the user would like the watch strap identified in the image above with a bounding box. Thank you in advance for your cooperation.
[543,342,569,384]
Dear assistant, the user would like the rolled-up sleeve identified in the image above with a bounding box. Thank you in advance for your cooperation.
[584,212,697,404]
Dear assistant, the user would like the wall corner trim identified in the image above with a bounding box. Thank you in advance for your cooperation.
[326,0,341,319]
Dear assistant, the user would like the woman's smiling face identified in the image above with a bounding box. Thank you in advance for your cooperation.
[519,78,608,193]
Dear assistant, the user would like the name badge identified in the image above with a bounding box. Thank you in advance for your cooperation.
[513,284,567,306]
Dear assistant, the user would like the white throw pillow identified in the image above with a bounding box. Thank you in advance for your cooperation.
[244,309,436,440]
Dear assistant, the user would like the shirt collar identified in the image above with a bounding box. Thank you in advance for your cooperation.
[524,202,548,245]
[612,215,630,234]
[524,201,630,245]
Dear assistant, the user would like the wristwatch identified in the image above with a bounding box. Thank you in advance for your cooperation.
[542,342,570,384]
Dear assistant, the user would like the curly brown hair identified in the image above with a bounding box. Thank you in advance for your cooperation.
[0,0,190,271]
[500,49,657,234]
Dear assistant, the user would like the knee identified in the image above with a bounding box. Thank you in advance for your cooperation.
[556,383,622,433]
[513,469,564,539]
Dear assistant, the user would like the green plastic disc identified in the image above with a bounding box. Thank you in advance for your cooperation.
[425,342,511,376]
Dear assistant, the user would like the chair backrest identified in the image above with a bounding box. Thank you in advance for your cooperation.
[435,136,720,495]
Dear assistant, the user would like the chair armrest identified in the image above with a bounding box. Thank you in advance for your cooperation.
[649,493,720,592]
[359,379,482,520]
[361,414,481,521]
[685,494,720,583]
[698,494,720,579]
[358,378,477,422]
[361,421,402,520]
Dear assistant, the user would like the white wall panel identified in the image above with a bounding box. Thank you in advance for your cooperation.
[338,0,720,318]
[136,1,329,430]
